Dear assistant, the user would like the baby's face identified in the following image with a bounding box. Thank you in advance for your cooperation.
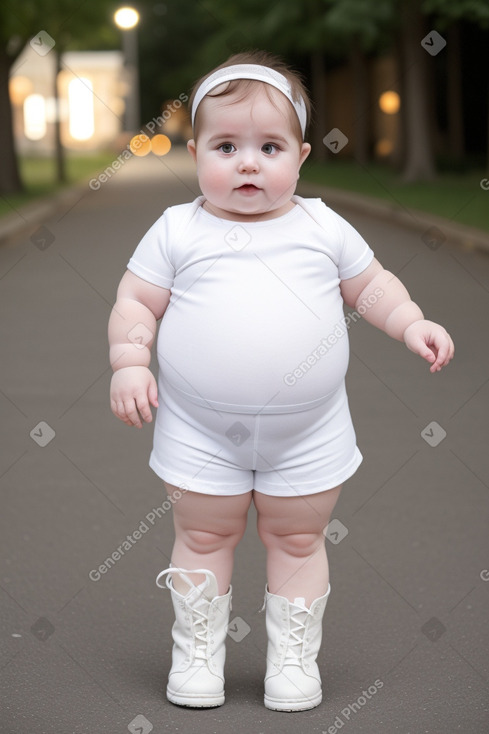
[187,86,311,221]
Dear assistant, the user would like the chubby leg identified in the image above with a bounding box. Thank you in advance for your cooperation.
[255,485,342,607]
[166,482,252,596]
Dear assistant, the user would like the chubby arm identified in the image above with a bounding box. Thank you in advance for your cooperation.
[340,258,454,372]
[108,270,171,427]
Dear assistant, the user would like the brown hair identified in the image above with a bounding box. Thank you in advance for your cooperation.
[188,50,311,141]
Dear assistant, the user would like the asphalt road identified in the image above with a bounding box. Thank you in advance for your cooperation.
[1,148,488,734]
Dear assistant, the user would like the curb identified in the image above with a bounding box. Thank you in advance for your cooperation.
[297,181,489,255]
[0,182,88,247]
[1,173,488,255]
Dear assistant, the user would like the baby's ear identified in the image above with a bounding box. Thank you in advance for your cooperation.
[187,139,197,162]
[299,142,311,167]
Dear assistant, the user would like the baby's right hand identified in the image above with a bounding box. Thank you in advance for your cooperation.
[110,366,159,428]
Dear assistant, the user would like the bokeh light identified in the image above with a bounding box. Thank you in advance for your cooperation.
[9,76,33,105]
[375,138,394,157]
[151,134,172,156]
[114,7,140,29]
[379,91,400,115]
[130,134,151,156]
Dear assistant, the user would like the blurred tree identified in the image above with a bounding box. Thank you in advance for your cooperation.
[193,0,394,163]
[135,0,216,127]
[320,0,394,164]
[193,0,489,180]
[0,0,117,195]
[423,0,489,169]
[398,0,436,180]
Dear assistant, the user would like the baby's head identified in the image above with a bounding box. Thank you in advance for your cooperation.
[189,50,312,145]
[187,51,312,222]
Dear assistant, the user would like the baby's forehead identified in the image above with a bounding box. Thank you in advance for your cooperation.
[200,84,298,130]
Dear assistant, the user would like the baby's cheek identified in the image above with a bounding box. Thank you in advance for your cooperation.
[200,165,229,196]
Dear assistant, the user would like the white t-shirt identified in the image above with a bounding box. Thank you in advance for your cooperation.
[127,195,374,414]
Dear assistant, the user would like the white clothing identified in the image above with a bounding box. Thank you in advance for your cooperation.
[148,379,362,496]
[127,195,374,495]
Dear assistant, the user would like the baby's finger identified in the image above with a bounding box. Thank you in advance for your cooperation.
[111,399,130,424]
[135,393,153,423]
[447,334,455,361]
[148,380,159,409]
[410,336,437,364]
[122,398,143,428]
[430,335,454,372]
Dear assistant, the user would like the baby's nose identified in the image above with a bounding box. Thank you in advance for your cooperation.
[238,153,259,173]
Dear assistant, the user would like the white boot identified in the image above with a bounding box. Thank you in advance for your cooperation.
[262,585,330,711]
[156,567,232,707]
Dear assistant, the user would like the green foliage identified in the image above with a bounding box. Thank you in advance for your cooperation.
[194,0,396,62]
[423,0,489,26]
[135,0,217,122]
[322,0,395,50]
[1,0,119,62]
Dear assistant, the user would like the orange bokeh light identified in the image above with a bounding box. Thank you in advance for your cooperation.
[151,134,172,156]
[130,134,151,156]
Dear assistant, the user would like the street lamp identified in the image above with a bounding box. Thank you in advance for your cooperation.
[114,6,140,132]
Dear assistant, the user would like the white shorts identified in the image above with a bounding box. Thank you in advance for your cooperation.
[149,381,362,497]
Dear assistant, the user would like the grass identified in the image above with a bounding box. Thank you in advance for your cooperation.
[301,158,489,232]
[0,152,117,219]
[2,152,488,233]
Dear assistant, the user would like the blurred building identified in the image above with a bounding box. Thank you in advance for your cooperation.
[9,46,125,155]
[325,55,401,161]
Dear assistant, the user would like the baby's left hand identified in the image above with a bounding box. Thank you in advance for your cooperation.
[403,320,454,373]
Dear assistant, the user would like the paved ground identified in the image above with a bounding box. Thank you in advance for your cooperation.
[1,147,488,733]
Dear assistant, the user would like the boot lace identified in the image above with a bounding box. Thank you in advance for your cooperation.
[190,598,211,662]
[156,566,216,664]
[284,605,310,665]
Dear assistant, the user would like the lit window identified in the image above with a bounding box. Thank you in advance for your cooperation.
[24,94,46,140]
[68,78,94,141]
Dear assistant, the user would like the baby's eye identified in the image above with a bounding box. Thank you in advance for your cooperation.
[262,143,278,155]
[218,143,236,154]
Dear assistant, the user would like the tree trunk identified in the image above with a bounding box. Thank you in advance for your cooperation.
[400,0,436,181]
[392,33,406,171]
[53,49,67,184]
[0,50,23,195]
[350,37,369,166]
[446,23,464,164]
[487,83,489,173]
[310,49,327,162]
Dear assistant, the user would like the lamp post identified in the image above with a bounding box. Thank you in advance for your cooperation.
[114,6,140,133]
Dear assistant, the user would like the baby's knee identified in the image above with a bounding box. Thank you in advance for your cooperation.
[259,528,324,557]
[182,526,244,554]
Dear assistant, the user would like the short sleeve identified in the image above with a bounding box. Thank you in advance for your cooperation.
[127,210,175,289]
[293,196,374,280]
[335,212,375,280]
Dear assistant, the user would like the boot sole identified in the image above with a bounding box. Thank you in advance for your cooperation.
[264,692,322,712]
[167,687,225,708]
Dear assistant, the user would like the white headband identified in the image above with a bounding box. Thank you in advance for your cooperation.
[191,64,307,137]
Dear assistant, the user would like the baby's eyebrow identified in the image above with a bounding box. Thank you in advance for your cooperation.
[262,135,289,145]
[208,133,236,143]
[207,133,290,145]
